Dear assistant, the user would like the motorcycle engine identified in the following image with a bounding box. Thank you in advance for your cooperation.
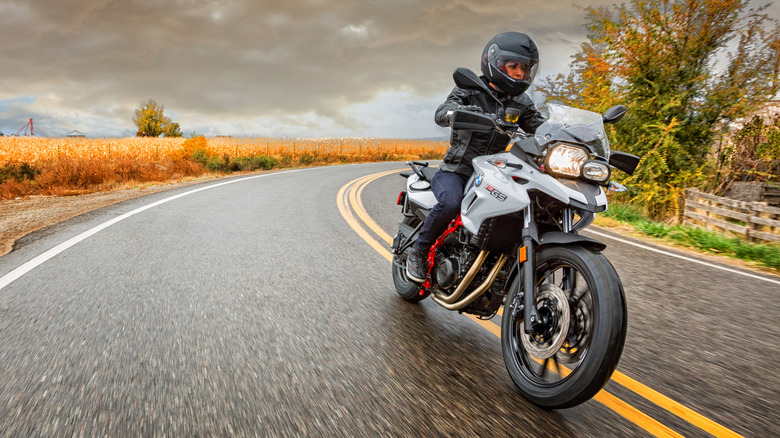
[435,257,459,289]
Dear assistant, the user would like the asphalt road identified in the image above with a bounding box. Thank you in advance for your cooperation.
[0,162,778,437]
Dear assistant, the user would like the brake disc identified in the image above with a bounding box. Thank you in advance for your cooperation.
[520,283,571,360]
[556,295,592,364]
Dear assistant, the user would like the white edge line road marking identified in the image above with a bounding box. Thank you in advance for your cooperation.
[582,228,780,286]
[0,169,306,292]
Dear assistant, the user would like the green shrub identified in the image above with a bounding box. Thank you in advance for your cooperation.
[205,156,226,172]
[190,148,210,166]
[298,153,316,165]
[252,155,278,170]
[0,162,40,184]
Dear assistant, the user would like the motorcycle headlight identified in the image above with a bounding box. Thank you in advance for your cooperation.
[545,144,588,178]
[581,160,611,182]
[544,144,611,183]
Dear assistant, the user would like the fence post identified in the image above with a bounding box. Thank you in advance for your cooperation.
[683,188,696,228]
[749,201,765,243]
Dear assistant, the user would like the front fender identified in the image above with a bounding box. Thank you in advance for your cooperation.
[538,231,606,252]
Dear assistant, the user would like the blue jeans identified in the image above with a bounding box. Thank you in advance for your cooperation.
[414,171,467,253]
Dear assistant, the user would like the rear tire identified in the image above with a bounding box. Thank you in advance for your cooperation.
[393,254,428,302]
[392,218,429,303]
[501,245,627,408]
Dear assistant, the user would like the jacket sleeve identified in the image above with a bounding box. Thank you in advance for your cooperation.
[434,87,469,127]
[517,96,546,134]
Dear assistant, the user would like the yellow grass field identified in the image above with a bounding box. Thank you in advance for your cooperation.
[0,136,447,199]
[0,137,447,165]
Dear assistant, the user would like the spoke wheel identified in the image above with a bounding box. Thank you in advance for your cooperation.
[501,245,627,408]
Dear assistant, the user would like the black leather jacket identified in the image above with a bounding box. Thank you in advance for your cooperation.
[435,76,545,178]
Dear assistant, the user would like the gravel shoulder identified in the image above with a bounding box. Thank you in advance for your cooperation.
[0,177,221,257]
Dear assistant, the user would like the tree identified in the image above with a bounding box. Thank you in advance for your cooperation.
[164,122,182,137]
[720,113,780,186]
[539,0,779,218]
[132,99,183,137]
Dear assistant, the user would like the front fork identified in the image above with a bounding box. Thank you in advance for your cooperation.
[521,203,541,334]
[518,206,575,333]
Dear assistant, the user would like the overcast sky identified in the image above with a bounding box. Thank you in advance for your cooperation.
[0,0,777,138]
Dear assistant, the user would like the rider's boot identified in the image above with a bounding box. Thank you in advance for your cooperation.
[406,248,428,283]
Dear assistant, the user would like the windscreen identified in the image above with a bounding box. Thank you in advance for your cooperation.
[539,104,610,158]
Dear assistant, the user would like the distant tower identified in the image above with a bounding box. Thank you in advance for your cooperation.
[16,118,33,136]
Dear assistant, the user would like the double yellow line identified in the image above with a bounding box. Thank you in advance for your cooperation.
[337,169,744,438]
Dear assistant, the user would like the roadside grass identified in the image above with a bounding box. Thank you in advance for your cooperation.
[597,204,780,272]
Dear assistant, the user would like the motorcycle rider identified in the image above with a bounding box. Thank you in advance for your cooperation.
[406,31,546,283]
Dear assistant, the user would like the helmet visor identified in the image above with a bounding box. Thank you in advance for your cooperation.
[487,44,538,83]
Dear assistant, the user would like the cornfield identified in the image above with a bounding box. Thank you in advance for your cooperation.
[0,136,447,199]
[0,137,447,165]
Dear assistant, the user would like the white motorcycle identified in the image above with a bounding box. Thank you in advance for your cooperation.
[391,68,639,408]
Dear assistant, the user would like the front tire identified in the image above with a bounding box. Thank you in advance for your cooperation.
[501,245,627,408]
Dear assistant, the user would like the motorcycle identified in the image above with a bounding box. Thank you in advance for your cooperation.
[391,67,640,408]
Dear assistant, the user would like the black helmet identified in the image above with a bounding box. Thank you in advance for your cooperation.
[481,32,539,96]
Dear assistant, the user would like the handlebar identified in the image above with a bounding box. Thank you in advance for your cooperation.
[449,109,527,138]
[405,161,428,180]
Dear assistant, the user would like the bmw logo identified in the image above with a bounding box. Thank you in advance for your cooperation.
[475,173,484,187]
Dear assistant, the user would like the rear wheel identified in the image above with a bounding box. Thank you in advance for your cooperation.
[501,245,627,408]
[392,218,429,302]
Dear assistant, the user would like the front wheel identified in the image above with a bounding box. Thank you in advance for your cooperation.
[501,245,627,408]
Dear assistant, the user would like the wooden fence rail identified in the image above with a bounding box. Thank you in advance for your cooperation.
[684,188,780,243]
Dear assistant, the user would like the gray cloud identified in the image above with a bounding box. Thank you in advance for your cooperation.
[1,0,775,137]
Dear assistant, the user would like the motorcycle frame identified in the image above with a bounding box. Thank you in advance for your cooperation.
[397,152,610,326]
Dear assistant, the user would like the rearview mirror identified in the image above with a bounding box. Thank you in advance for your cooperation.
[603,105,627,124]
[453,67,492,94]
[609,150,639,175]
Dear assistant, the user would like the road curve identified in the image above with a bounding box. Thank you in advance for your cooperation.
[0,162,777,437]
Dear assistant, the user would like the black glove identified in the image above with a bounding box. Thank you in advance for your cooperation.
[458,105,484,113]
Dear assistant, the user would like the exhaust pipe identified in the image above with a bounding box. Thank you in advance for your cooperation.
[433,255,507,311]
[435,250,489,304]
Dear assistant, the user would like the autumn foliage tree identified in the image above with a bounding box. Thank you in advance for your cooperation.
[539,0,779,219]
[133,99,182,137]
[719,113,780,186]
